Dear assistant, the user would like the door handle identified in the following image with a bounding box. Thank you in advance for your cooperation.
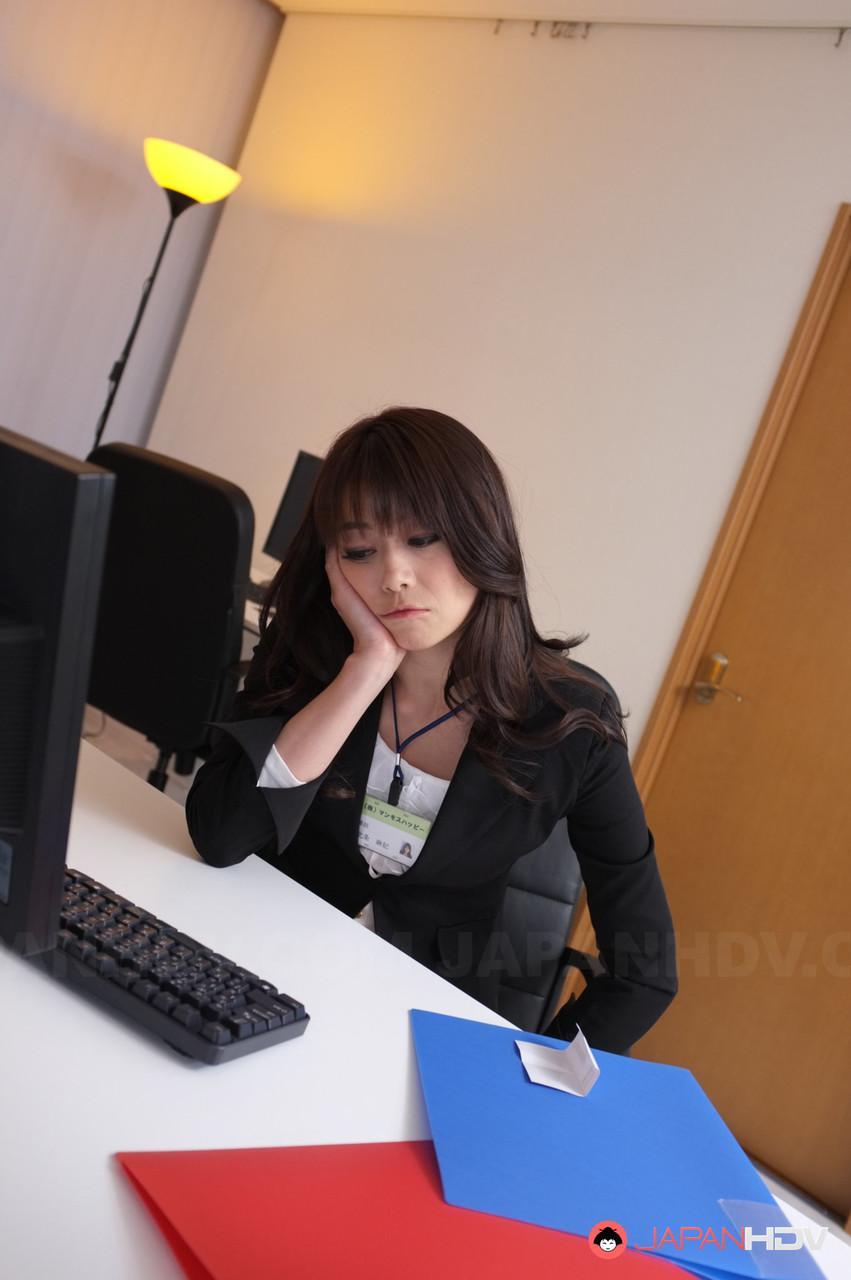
[693,652,744,705]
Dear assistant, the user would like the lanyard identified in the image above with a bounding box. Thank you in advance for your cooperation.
[387,676,467,807]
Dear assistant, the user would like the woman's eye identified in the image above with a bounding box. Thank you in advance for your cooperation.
[341,534,440,562]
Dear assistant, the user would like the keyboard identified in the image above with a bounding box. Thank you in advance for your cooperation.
[245,577,272,606]
[35,868,309,1064]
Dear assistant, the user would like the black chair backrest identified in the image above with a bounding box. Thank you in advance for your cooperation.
[497,661,619,1032]
[498,820,583,1032]
[87,444,254,754]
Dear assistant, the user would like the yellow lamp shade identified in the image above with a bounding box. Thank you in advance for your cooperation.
[143,138,241,205]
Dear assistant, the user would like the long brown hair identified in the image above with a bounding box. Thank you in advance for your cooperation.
[252,406,627,801]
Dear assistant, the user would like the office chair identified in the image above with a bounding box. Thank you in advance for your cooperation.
[497,662,617,1035]
[87,443,254,791]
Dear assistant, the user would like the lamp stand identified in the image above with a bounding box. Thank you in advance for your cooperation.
[91,189,195,453]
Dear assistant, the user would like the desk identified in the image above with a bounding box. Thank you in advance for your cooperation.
[0,744,506,1280]
[2,745,848,1280]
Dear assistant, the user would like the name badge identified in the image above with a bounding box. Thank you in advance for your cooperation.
[359,794,432,867]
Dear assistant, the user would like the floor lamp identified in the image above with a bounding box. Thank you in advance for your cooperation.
[91,138,241,453]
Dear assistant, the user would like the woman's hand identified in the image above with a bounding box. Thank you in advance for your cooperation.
[325,547,407,681]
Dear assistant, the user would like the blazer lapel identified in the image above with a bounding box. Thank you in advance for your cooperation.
[403,744,515,881]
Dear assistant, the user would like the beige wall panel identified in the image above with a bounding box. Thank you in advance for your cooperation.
[0,0,282,457]
[150,16,851,739]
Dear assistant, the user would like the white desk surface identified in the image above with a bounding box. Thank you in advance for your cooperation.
[1,744,847,1280]
[0,743,506,1280]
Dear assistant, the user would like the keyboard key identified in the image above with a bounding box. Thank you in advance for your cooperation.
[250,991,298,1024]
[201,1022,233,1046]
[116,911,144,929]
[246,977,277,996]
[277,993,305,1020]
[80,912,115,940]
[67,938,97,963]
[170,930,212,956]
[186,989,221,1013]
[231,967,260,984]
[109,968,137,990]
[147,938,175,958]
[152,992,179,1015]
[223,978,251,997]
[200,988,234,1018]
[224,1010,257,1040]
[148,959,187,983]
[172,1003,202,1031]
[163,976,196,999]
[243,1003,278,1031]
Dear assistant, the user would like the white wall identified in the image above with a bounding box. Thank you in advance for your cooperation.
[148,15,851,738]
[0,0,281,458]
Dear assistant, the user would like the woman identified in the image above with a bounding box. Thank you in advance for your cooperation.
[186,407,677,1054]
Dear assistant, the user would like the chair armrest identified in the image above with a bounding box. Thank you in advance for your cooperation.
[560,946,606,982]
[538,946,606,1034]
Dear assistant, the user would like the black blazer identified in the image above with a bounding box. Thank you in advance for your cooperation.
[186,633,677,1054]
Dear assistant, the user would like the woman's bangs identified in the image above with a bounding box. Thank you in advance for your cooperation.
[331,452,440,539]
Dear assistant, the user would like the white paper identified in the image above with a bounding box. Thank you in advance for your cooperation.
[515,1025,600,1096]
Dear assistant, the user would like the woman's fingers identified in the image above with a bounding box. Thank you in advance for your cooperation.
[324,545,406,671]
[325,545,383,633]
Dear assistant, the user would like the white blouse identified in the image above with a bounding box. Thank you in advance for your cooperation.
[257,734,451,932]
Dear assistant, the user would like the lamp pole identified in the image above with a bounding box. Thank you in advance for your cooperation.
[89,138,240,454]
[91,189,195,453]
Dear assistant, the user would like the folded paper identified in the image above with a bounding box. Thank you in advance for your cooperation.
[516,1024,600,1095]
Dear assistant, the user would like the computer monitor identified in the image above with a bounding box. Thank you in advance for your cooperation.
[263,450,323,563]
[0,426,114,956]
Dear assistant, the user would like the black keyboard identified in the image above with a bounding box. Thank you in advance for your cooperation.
[34,868,309,1064]
[245,577,272,606]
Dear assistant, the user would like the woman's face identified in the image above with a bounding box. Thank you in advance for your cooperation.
[336,516,479,653]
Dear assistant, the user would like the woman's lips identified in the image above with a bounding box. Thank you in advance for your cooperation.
[384,608,428,618]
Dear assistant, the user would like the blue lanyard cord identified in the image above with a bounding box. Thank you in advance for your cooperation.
[388,677,467,807]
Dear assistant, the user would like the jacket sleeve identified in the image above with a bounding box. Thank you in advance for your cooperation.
[185,621,335,868]
[559,730,678,1054]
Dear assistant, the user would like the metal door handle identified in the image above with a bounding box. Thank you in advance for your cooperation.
[693,681,744,703]
[693,652,745,705]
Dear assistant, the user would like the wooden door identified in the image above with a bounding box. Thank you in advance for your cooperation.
[566,207,851,1217]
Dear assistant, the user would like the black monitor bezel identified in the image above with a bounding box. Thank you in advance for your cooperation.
[262,449,323,563]
[0,426,114,955]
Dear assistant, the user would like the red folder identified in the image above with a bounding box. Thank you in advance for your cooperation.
[118,1140,691,1280]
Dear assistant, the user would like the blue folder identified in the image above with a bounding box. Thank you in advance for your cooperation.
[410,1010,826,1280]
